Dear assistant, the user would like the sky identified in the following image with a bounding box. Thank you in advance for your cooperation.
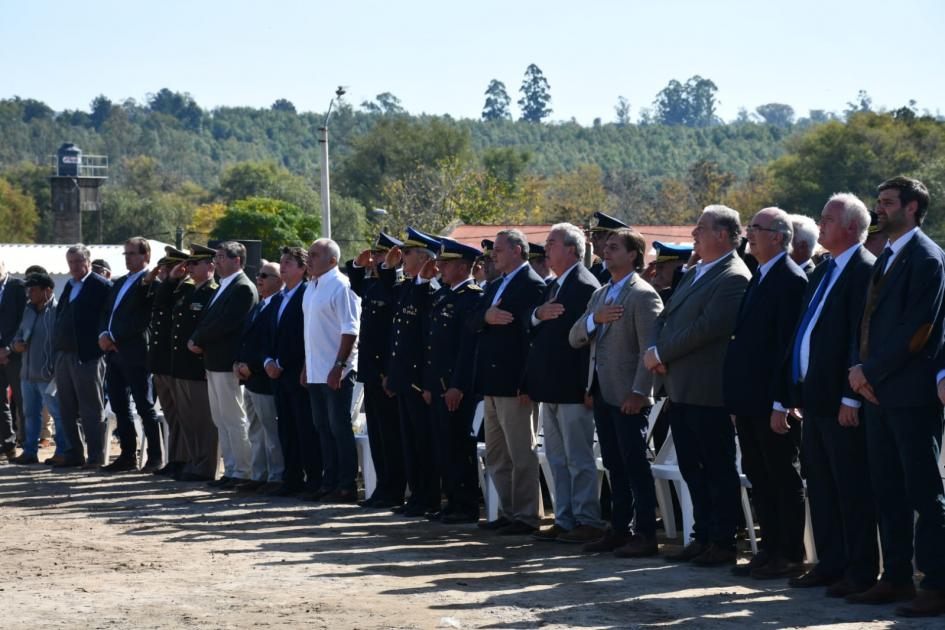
[2,0,943,125]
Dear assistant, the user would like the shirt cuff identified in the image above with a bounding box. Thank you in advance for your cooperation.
[937,369,945,385]
[648,346,661,364]
[841,397,862,409]
[264,358,275,368]
[531,309,542,326]
[772,401,787,413]
[585,313,597,334]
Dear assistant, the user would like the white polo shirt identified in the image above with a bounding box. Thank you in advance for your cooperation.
[302,266,361,384]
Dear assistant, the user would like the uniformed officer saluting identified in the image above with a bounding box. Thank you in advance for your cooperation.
[420,237,483,524]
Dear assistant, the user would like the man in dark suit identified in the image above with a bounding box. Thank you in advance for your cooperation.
[645,206,751,566]
[264,247,319,497]
[0,260,27,461]
[773,194,878,597]
[421,237,483,524]
[189,241,258,486]
[524,223,604,544]
[723,208,808,579]
[848,176,945,617]
[346,232,406,508]
[587,212,629,284]
[97,236,165,472]
[469,228,547,535]
[54,244,112,468]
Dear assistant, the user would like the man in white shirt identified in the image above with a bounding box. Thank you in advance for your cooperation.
[302,238,361,503]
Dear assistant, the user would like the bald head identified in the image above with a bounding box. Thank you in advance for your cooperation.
[748,207,793,264]
[255,260,283,299]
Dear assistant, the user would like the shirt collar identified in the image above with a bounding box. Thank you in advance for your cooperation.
[503,262,529,283]
[757,251,786,280]
[71,270,92,286]
[261,294,275,307]
[553,262,581,287]
[887,226,919,255]
[695,250,734,275]
[283,281,302,298]
[607,270,634,293]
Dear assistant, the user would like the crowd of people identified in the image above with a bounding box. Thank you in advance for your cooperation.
[0,175,943,618]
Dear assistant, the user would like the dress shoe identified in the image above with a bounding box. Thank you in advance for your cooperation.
[140,461,162,473]
[359,496,381,508]
[298,488,331,501]
[425,510,445,522]
[53,457,85,468]
[441,512,479,524]
[373,497,405,509]
[789,568,841,588]
[731,550,769,577]
[584,530,631,553]
[665,540,707,563]
[81,461,104,470]
[477,517,512,530]
[255,481,283,494]
[750,556,805,580]
[390,504,408,514]
[153,464,180,477]
[102,458,137,473]
[12,453,39,465]
[558,525,606,544]
[614,534,659,558]
[691,544,737,567]
[532,524,570,542]
[216,477,244,490]
[403,504,431,517]
[178,472,211,482]
[497,520,538,536]
[207,476,233,488]
[825,578,874,598]
[846,580,916,605]
[1,446,15,462]
[44,454,66,466]
[234,479,266,492]
[896,588,945,617]
[267,484,301,497]
[325,489,359,504]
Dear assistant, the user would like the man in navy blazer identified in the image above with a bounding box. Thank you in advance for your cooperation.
[723,207,808,579]
[848,176,945,617]
[53,244,112,467]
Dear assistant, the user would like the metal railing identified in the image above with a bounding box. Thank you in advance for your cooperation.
[48,154,109,178]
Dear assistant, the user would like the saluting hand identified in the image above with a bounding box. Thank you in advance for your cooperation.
[354,249,374,268]
[485,299,514,325]
[384,246,403,269]
[419,259,437,281]
[535,296,565,321]
[170,262,187,279]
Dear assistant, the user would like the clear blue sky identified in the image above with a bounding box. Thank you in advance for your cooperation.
[2,0,943,124]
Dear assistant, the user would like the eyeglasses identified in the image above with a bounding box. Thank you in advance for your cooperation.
[746,224,778,233]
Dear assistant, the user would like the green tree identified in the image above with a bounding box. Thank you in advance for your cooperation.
[0,178,38,241]
[90,95,115,130]
[0,162,53,241]
[212,197,321,261]
[481,147,531,189]
[147,88,203,131]
[217,161,320,215]
[615,96,632,126]
[756,103,795,127]
[271,99,297,114]
[361,92,405,116]
[654,75,718,127]
[482,80,512,121]
[518,64,552,123]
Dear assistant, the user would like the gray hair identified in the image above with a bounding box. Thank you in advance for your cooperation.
[790,214,819,253]
[549,222,586,260]
[702,205,742,246]
[760,207,794,252]
[66,244,91,262]
[827,193,870,243]
[497,229,529,260]
[313,237,341,264]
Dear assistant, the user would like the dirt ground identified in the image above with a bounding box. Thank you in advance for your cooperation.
[0,450,937,629]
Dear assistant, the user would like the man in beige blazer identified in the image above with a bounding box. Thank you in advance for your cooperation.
[644,205,751,567]
[570,227,664,556]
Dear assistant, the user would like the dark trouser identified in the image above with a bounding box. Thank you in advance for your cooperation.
[0,355,23,453]
[171,377,218,479]
[106,352,164,465]
[274,374,321,491]
[802,412,878,585]
[668,402,741,549]
[307,372,357,493]
[735,412,805,562]
[430,392,479,515]
[56,352,107,464]
[594,392,657,537]
[362,379,405,502]
[154,374,186,465]
[864,403,945,590]
[398,387,439,510]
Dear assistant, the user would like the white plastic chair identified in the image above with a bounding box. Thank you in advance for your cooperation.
[473,401,502,521]
[349,382,375,498]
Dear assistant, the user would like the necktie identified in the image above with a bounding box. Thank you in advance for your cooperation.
[249,301,262,323]
[742,269,761,309]
[791,259,837,383]
[548,279,560,300]
[860,247,894,359]
[873,246,893,282]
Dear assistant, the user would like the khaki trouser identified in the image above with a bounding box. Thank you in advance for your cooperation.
[483,395,543,527]
[171,377,219,479]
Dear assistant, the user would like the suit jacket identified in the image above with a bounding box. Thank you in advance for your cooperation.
[99,271,153,364]
[855,230,945,407]
[652,251,751,407]
[190,271,258,372]
[590,261,612,285]
[0,276,26,349]
[522,264,600,404]
[237,295,279,395]
[56,273,112,363]
[722,254,808,417]
[266,283,307,380]
[422,281,482,396]
[569,272,662,407]
[468,264,546,397]
[385,273,435,395]
[774,246,875,416]
[347,262,397,385]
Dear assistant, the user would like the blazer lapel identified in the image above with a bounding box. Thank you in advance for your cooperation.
[872,235,918,311]
[664,254,732,317]
[599,274,638,340]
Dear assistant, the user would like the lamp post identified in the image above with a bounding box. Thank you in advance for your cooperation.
[319,86,347,239]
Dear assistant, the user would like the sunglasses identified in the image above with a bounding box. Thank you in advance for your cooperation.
[256,272,275,279]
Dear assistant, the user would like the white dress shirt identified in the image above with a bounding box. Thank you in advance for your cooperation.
[490,262,529,306]
[104,268,147,338]
[207,272,238,308]
[883,226,918,274]
[68,271,93,302]
[530,261,580,326]
[302,266,361,384]
[756,251,786,283]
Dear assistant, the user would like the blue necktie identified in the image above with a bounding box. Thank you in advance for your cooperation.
[792,259,837,383]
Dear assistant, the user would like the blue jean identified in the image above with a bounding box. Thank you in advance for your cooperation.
[307,372,357,492]
[21,379,65,457]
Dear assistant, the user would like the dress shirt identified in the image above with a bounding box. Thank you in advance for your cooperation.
[301,266,360,384]
[584,271,634,334]
[276,282,302,323]
[490,262,529,306]
[756,252,786,283]
[105,268,147,338]
[68,271,93,302]
[207,272,238,308]
[530,262,580,326]
[883,227,918,274]
[0,276,6,305]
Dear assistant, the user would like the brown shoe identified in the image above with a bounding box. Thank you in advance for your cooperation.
[38,438,52,448]
[557,525,606,544]
[532,524,570,542]
[665,540,707,563]
[496,520,538,536]
[691,544,737,567]
[44,454,65,465]
[584,530,631,553]
[896,588,945,617]
[826,578,874,598]
[614,534,659,558]
[477,517,512,531]
[750,556,805,580]
[846,580,916,605]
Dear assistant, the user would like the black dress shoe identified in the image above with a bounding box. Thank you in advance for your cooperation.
[207,476,232,488]
[234,479,266,492]
[403,504,431,517]
[102,458,137,472]
[789,569,841,588]
[425,510,445,521]
[325,489,359,504]
[477,517,512,530]
[497,520,538,536]
[441,512,479,524]
[267,485,301,497]
[751,556,805,579]
[732,550,770,576]
[153,463,181,477]
[53,458,86,468]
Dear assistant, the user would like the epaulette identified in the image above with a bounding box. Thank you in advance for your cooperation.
[466,284,484,292]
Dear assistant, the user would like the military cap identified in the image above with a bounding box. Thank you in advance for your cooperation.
[653,241,693,263]
[23,272,55,290]
[437,237,482,262]
[868,211,883,234]
[480,239,494,255]
[402,226,441,251]
[528,242,546,260]
[188,243,216,261]
[163,246,190,265]
[374,231,403,252]
[589,211,629,232]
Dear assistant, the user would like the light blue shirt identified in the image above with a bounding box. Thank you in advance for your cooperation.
[68,271,92,302]
[277,282,303,324]
[490,262,529,306]
[585,271,634,334]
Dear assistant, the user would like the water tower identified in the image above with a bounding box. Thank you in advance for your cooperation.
[49,143,108,243]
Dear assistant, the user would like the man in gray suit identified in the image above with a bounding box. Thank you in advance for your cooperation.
[570,227,663,556]
[644,205,751,566]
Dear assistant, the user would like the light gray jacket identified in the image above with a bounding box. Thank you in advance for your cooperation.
[569,272,662,407]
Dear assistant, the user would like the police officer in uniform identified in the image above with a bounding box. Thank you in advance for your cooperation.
[528,242,555,284]
[587,212,630,284]
[473,240,501,290]
[644,241,693,304]
[346,232,407,508]
[421,237,483,524]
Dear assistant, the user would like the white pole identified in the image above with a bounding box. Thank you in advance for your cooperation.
[319,124,331,239]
